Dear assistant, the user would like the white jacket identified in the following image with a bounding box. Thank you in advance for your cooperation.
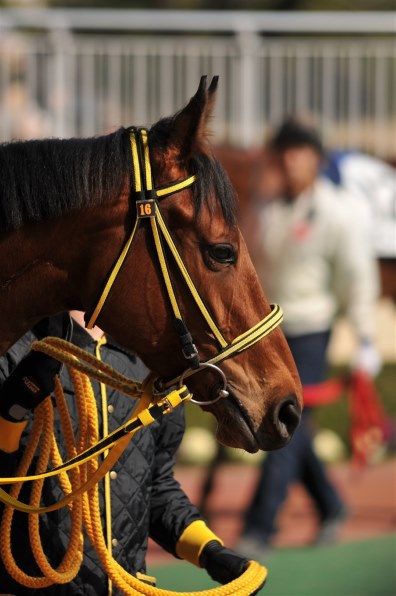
[328,152,396,258]
[252,177,380,339]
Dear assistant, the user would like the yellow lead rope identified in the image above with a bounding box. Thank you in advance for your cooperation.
[0,340,267,595]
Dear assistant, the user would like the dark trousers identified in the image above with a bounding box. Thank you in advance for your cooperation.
[243,331,344,542]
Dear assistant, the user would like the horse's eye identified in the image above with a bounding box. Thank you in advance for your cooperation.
[207,244,237,265]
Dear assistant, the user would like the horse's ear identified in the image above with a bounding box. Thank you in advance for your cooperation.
[170,75,219,157]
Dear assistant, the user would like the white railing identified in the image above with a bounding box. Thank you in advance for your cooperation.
[0,9,395,157]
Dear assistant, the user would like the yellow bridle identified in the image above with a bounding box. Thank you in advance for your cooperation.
[86,127,284,400]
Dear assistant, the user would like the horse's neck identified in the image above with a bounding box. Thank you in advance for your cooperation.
[0,226,74,354]
[0,202,128,355]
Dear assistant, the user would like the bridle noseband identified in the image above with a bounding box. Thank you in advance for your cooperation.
[85,127,284,404]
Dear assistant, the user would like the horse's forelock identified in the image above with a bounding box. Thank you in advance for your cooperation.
[189,153,238,227]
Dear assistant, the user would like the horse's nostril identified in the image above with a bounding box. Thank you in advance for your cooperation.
[274,396,301,439]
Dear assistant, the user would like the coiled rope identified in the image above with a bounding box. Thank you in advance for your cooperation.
[0,338,267,595]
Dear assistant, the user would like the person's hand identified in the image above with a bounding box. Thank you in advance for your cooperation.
[352,339,382,378]
[200,540,265,593]
[0,351,61,422]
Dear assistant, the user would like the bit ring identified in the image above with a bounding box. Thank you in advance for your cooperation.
[178,362,229,405]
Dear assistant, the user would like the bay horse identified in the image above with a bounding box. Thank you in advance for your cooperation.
[0,76,302,453]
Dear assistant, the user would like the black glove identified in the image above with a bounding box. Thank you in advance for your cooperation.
[199,540,250,585]
[0,350,61,422]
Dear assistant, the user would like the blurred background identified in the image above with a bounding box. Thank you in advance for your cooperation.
[1,1,395,594]
[1,2,395,155]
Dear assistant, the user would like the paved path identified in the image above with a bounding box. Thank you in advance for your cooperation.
[147,458,396,564]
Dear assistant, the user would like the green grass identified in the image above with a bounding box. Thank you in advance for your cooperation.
[150,535,396,595]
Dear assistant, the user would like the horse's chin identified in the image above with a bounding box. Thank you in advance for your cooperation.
[203,394,260,453]
[205,389,292,453]
[215,415,260,454]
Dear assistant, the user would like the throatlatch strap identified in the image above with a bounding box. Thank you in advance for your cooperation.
[86,218,139,329]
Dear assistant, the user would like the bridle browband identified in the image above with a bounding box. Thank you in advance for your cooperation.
[85,127,284,404]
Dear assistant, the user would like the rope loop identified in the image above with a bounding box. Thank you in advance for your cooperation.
[31,337,145,399]
[0,338,267,594]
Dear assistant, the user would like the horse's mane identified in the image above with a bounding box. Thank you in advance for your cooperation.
[0,128,130,234]
[0,122,237,235]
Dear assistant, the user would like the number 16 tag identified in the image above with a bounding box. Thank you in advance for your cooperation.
[136,199,157,219]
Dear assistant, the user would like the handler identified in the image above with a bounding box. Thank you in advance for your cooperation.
[0,311,252,595]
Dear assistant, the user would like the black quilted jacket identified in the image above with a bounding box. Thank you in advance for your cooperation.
[0,315,202,595]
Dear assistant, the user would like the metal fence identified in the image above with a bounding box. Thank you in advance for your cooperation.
[0,9,395,157]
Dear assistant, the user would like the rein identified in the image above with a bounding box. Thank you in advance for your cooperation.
[86,127,284,403]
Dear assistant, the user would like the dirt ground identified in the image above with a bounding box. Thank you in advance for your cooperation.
[147,458,396,564]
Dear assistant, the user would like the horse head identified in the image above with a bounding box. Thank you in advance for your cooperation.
[0,77,302,453]
[92,77,303,452]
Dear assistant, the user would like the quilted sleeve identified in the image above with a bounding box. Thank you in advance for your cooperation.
[0,336,33,460]
[148,405,202,556]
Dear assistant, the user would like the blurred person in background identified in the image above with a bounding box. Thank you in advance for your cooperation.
[323,149,396,301]
[323,149,396,261]
[0,312,254,595]
[237,117,382,559]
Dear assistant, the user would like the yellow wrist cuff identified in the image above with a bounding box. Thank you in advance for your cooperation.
[0,416,27,453]
[176,520,223,567]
